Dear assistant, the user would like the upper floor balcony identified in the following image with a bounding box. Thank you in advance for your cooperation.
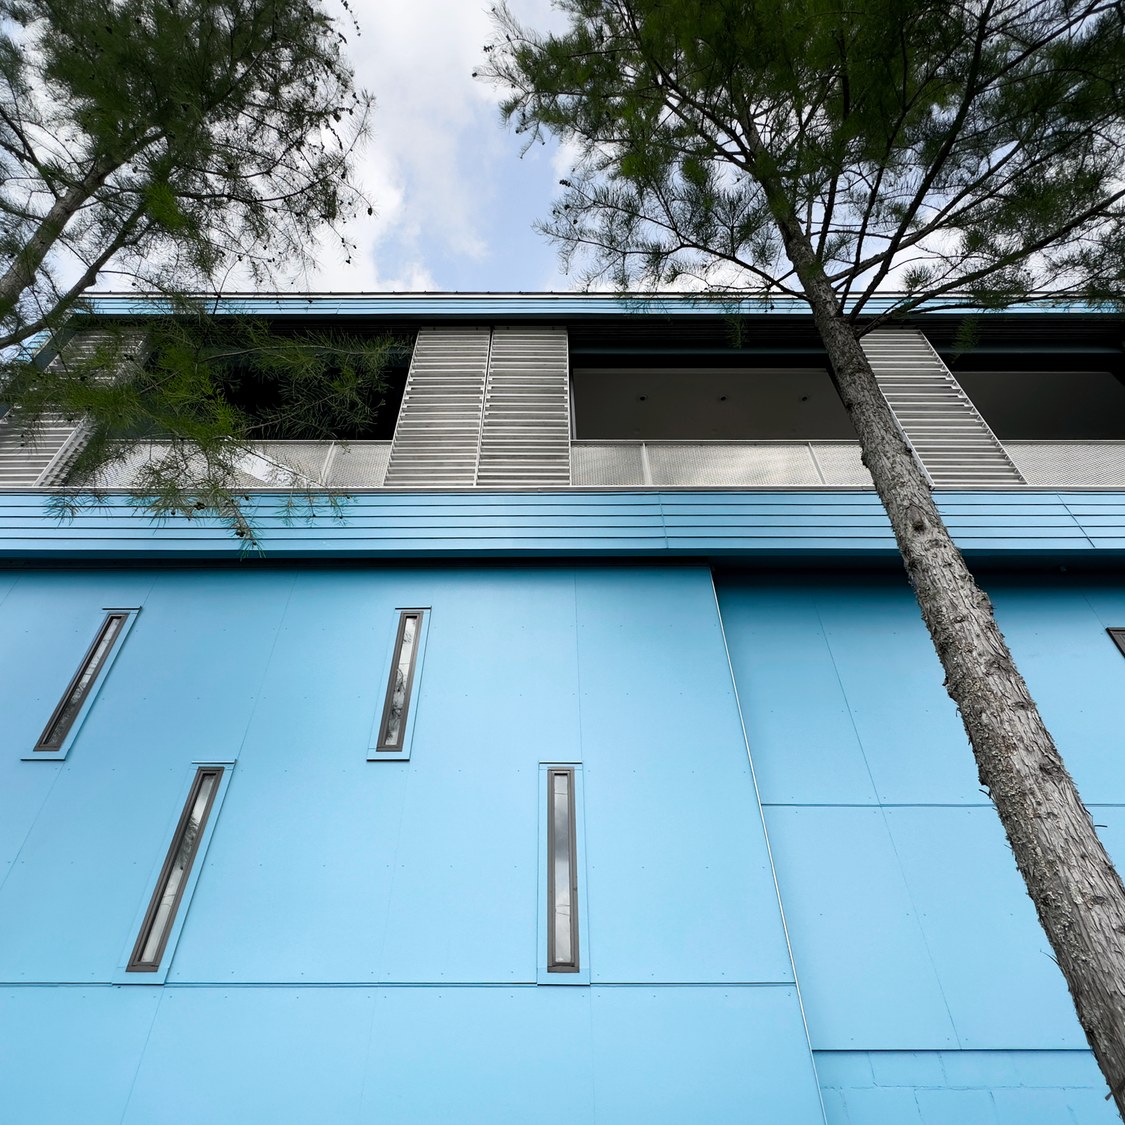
[4,312,1125,491]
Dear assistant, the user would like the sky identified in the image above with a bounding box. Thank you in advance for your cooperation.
[302,0,575,293]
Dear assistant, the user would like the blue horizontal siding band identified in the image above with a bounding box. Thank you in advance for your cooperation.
[942,519,1082,528]
[936,499,1075,509]
[659,505,888,517]
[662,515,893,528]
[81,293,1114,318]
[0,517,673,532]
[952,539,1094,551]
[0,490,1121,559]
[942,522,1087,534]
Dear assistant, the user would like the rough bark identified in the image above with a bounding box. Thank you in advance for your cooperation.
[772,211,1125,1115]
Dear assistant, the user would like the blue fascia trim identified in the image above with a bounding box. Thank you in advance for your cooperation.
[79,292,1120,320]
[0,489,1121,562]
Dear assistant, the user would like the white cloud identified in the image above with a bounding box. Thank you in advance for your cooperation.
[552,137,585,180]
[294,0,570,292]
[77,0,573,297]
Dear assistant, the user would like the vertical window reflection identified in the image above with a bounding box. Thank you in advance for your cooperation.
[128,768,222,972]
[378,612,422,749]
[36,612,128,751]
[547,768,579,972]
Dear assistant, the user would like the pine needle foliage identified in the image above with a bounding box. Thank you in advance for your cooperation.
[0,0,379,536]
[5,315,401,541]
[483,0,1125,316]
[0,0,373,351]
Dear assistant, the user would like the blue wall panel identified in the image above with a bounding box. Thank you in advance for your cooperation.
[717,569,1125,1077]
[0,753,58,884]
[167,756,411,984]
[361,986,596,1123]
[815,1051,1116,1124]
[718,576,979,807]
[588,985,824,1123]
[986,579,1125,803]
[720,572,1125,811]
[0,571,156,756]
[1,983,826,1124]
[762,806,958,1049]
[122,987,373,1124]
[712,583,878,805]
[0,987,161,1125]
[811,585,978,805]
[574,568,793,984]
[881,807,1083,1048]
[129,570,297,762]
[376,573,581,983]
[0,743,199,980]
[0,565,800,999]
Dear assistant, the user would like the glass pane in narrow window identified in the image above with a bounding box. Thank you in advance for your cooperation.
[547,769,579,972]
[379,612,421,749]
[37,613,128,750]
[129,768,221,972]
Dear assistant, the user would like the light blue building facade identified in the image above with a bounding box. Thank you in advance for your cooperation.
[1,295,1124,1122]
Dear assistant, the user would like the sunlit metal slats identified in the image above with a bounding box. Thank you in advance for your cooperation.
[860,328,1025,487]
[383,327,491,487]
[477,327,570,486]
[385,325,571,488]
[0,330,143,487]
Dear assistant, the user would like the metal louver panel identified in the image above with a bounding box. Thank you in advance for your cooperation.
[0,329,141,488]
[0,414,85,487]
[477,327,570,486]
[383,327,490,487]
[860,328,1025,487]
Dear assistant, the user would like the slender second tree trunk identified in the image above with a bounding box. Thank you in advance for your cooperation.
[0,158,118,323]
[770,217,1125,1114]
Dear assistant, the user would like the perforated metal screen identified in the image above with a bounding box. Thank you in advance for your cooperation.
[572,442,874,488]
[571,444,645,486]
[1006,442,1125,489]
[44,438,1125,492]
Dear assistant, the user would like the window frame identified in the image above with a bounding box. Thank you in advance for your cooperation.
[26,607,140,761]
[1108,628,1125,659]
[117,761,233,984]
[537,762,590,985]
[368,607,429,761]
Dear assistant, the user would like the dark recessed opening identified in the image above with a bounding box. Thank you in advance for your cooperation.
[954,371,1125,440]
[572,367,856,441]
[125,320,414,442]
[215,358,410,441]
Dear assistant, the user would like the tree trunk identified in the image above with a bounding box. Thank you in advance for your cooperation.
[773,219,1125,1114]
[0,158,118,323]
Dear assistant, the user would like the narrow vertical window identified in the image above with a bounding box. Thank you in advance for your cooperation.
[35,612,129,752]
[1109,628,1125,659]
[377,611,423,750]
[547,767,579,972]
[128,767,222,973]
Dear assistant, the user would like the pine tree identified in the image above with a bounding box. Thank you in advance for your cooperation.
[483,0,1125,1110]
[0,0,385,531]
